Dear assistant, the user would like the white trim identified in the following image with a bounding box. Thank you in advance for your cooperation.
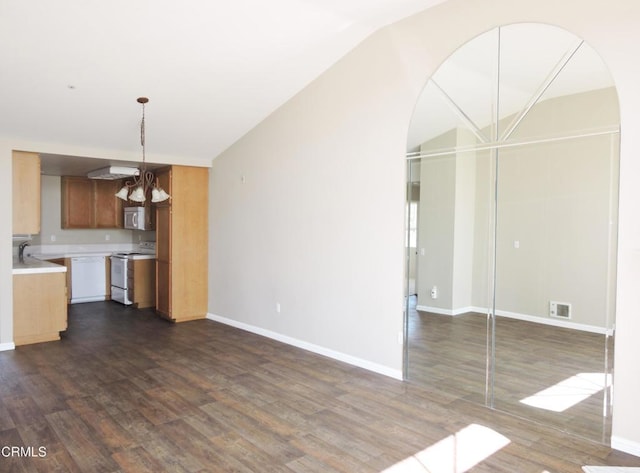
[70,296,108,304]
[611,436,640,458]
[494,308,608,335]
[416,305,455,316]
[0,342,15,351]
[414,305,608,334]
[206,313,403,380]
[415,305,478,316]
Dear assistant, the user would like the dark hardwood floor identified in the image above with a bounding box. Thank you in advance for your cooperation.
[1,301,638,472]
[407,295,614,444]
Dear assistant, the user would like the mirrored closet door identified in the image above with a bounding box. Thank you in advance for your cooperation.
[404,23,619,443]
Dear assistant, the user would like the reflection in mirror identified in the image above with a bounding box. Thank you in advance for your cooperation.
[493,131,618,442]
[405,22,619,443]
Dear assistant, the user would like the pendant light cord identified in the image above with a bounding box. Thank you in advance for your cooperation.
[140,101,146,168]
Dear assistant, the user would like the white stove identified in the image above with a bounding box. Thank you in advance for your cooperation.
[112,241,156,260]
[110,241,156,305]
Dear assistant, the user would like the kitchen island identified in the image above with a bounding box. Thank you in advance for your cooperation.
[12,257,68,346]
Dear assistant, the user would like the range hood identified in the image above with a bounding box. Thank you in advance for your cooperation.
[87,166,139,180]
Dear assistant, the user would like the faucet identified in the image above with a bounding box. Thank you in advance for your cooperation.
[18,241,30,262]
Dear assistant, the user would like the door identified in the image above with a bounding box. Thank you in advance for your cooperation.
[404,22,619,443]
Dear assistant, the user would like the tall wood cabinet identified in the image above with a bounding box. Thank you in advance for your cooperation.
[155,165,208,322]
[61,177,124,229]
[12,151,41,234]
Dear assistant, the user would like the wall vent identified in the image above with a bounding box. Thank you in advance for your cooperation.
[549,301,571,319]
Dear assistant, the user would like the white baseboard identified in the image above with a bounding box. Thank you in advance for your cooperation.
[0,342,15,351]
[414,305,607,334]
[415,305,476,316]
[493,308,608,335]
[611,435,640,458]
[206,313,403,380]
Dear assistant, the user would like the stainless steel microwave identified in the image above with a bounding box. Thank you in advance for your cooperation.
[124,207,152,230]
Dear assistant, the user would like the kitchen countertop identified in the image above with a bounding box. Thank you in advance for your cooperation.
[13,257,67,275]
[32,251,114,260]
[33,252,155,261]
[26,243,156,262]
[113,253,156,260]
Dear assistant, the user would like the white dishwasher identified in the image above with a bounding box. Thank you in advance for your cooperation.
[70,256,107,304]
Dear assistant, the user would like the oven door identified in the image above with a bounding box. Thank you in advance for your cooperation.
[111,286,132,305]
[110,256,133,305]
[110,256,128,290]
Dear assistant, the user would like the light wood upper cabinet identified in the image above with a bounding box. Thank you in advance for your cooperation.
[61,177,123,229]
[12,151,41,234]
[61,177,93,228]
[95,180,124,228]
[155,165,208,322]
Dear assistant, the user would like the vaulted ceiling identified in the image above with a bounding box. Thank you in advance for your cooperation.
[0,0,447,170]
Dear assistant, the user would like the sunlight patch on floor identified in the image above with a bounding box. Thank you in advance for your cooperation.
[520,372,611,413]
[381,424,510,473]
[582,467,640,472]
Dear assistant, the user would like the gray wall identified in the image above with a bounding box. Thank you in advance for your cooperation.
[416,88,619,329]
[207,0,640,451]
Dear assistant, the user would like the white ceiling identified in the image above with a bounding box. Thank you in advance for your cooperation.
[0,0,447,174]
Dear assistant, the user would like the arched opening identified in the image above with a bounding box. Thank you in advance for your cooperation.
[404,23,619,443]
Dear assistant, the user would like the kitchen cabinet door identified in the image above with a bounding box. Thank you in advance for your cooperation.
[12,151,41,234]
[13,272,67,346]
[156,200,171,263]
[130,259,155,309]
[61,176,124,229]
[95,180,124,228]
[61,177,94,228]
[156,259,171,319]
[49,258,72,304]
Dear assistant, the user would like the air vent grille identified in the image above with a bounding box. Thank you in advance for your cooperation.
[549,301,571,319]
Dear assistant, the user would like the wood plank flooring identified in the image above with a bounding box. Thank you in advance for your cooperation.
[407,295,613,443]
[1,301,638,472]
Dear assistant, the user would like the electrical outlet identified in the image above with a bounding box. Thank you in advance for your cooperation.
[50,235,56,242]
[105,234,110,241]
[276,303,281,313]
[430,286,438,299]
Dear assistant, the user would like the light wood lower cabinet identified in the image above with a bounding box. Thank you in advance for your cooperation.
[49,258,72,303]
[13,272,67,346]
[128,259,156,308]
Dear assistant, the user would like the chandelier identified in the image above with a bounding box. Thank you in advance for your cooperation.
[115,97,170,203]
